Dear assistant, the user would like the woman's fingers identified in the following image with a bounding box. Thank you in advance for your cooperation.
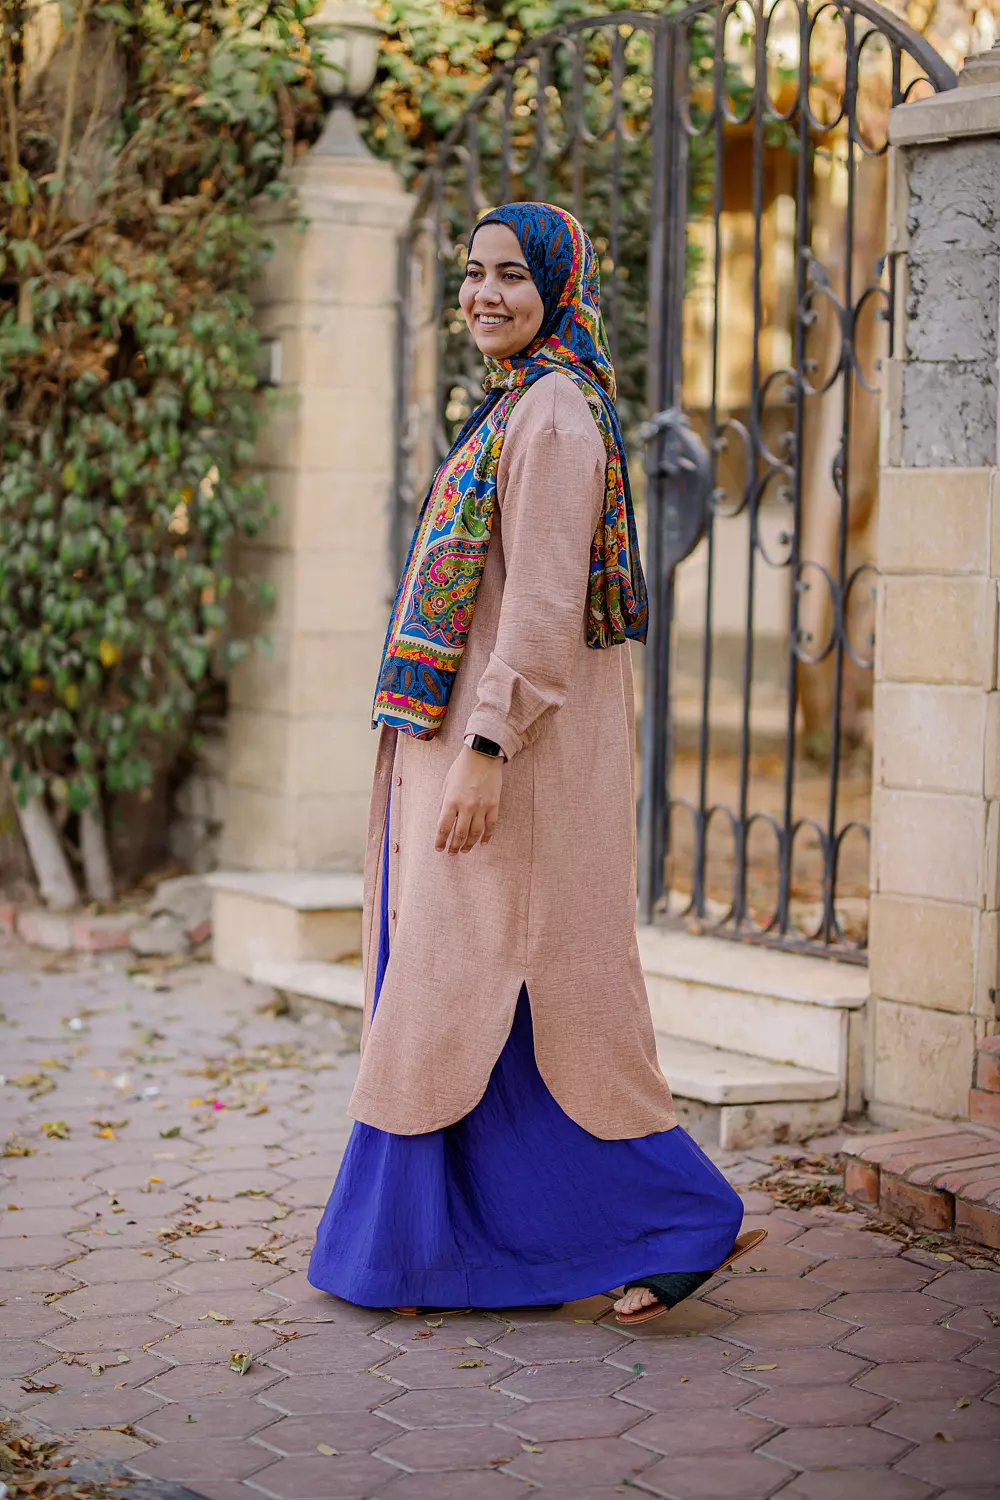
[481,806,498,846]
[434,803,458,853]
[461,812,486,853]
[449,807,473,854]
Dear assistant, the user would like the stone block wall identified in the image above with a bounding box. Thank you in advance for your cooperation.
[868,84,1000,1126]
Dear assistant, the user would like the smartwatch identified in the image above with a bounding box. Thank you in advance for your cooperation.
[464,734,505,760]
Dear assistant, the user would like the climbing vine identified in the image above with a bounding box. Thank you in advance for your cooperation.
[0,0,324,903]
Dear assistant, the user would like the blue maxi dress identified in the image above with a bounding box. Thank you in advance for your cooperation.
[309,799,744,1309]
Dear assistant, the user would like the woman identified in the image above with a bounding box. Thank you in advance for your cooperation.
[309,202,763,1325]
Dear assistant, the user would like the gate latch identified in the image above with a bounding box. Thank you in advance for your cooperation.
[638,407,710,573]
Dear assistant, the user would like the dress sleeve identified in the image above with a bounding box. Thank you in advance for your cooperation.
[463,383,606,761]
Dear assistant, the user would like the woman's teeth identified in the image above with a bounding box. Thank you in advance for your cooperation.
[478,315,511,325]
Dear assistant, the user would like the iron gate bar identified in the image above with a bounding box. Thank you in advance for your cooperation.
[390,1,958,961]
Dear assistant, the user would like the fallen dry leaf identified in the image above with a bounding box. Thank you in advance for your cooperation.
[20,1379,60,1394]
[11,1072,56,1099]
[316,1443,338,1456]
[228,1351,252,1376]
[742,1364,778,1372]
[520,1442,544,1453]
[985,1310,1000,1328]
[199,1310,233,1325]
[956,1397,972,1409]
[934,1431,955,1443]
[39,1120,70,1139]
[455,1359,486,1368]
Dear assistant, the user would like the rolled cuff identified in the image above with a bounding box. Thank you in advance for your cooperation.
[463,708,523,764]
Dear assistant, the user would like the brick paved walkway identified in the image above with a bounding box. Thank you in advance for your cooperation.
[2,944,1000,1500]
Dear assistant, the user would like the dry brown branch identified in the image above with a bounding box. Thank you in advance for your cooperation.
[48,0,90,238]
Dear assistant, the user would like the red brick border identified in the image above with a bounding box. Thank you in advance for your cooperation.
[841,1061,1000,1251]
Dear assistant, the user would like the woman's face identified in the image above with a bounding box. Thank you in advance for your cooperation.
[459,222,545,360]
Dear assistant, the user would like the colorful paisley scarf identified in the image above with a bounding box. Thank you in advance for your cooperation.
[372,200,647,740]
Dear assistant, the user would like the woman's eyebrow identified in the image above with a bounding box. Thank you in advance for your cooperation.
[467,257,530,271]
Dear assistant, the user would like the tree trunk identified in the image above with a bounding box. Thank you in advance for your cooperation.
[5,769,80,910]
[81,799,114,903]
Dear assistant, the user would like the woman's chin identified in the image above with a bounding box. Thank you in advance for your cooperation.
[475,333,525,359]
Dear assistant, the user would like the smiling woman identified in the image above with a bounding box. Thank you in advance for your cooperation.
[459,223,545,359]
[308,201,762,1325]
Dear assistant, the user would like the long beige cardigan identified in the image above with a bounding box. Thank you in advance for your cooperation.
[348,371,678,1139]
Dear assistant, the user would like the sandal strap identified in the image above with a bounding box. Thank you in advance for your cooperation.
[623,1270,713,1308]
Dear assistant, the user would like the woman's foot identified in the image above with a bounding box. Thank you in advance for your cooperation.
[614,1286,659,1317]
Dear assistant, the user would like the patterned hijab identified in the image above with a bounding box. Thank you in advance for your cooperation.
[373,201,647,740]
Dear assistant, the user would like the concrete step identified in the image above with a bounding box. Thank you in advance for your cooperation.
[207,871,363,974]
[656,1033,843,1150]
[639,926,868,1113]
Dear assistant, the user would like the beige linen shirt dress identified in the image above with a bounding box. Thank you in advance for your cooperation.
[349,370,678,1141]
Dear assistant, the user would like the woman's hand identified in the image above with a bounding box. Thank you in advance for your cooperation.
[435,746,503,854]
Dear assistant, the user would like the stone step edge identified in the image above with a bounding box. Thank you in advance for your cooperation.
[252,959,841,1108]
[207,870,364,912]
[638,926,868,1010]
[842,1123,1000,1253]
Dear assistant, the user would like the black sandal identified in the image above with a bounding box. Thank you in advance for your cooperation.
[615,1227,769,1326]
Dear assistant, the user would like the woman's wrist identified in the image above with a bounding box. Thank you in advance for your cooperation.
[463,734,506,761]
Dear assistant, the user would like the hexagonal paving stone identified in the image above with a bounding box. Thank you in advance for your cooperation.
[136,1399,278,1441]
[184,1170,292,1200]
[264,1328,398,1377]
[874,1396,1000,1441]
[139,1362,284,1402]
[826,1290,956,1327]
[373,1472,520,1500]
[165,1260,290,1293]
[895,1438,1000,1488]
[377,1423,520,1471]
[245,1453,395,1498]
[502,1433,654,1487]
[62,1248,181,1283]
[497,1361,633,1401]
[787,1227,902,1259]
[742,1383,891,1427]
[727,1346,872,1386]
[606,1338,737,1377]
[757,1424,911,1469]
[55,1282,179,1319]
[777,1473,934,1500]
[962,1339,1000,1373]
[0,1341,67,1379]
[499,1393,643,1441]
[149,1322,279,1365]
[716,1244,820,1277]
[494,1322,629,1363]
[944,1306,1000,1336]
[377,1385,525,1430]
[373,1313,512,1351]
[33,1351,166,1391]
[805,1258,933,1293]
[250,1412,394,1455]
[0,1235,76,1270]
[130,1438,275,1483]
[856,1362,997,1402]
[0,1179,96,1210]
[614,1370,755,1413]
[157,1289,287,1327]
[0,1303,70,1338]
[377,1346,514,1390]
[624,1406,775,1456]
[258,1372,398,1416]
[922,1266,1000,1306]
[707,1277,836,1314]
[724,1310,848,1349]
[837,1324,979,1362]
[0,1206,92,1237]
[20,1387,161,1432]
[634,1450,789,1499]
[41,1313,169,1354]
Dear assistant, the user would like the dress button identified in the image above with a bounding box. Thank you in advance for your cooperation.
[392,842,400,854]
[390,909,397,922]
[395,775,402,787]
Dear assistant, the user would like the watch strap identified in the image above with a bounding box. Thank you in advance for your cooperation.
[465,734,504,759]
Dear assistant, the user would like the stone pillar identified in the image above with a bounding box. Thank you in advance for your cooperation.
[220,134,411,873]
[868,64,1000,1126]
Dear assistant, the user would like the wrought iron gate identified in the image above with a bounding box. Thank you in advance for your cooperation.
[390,0,955,960]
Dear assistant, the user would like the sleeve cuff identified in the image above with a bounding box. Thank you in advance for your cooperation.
[463,710,523,764]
